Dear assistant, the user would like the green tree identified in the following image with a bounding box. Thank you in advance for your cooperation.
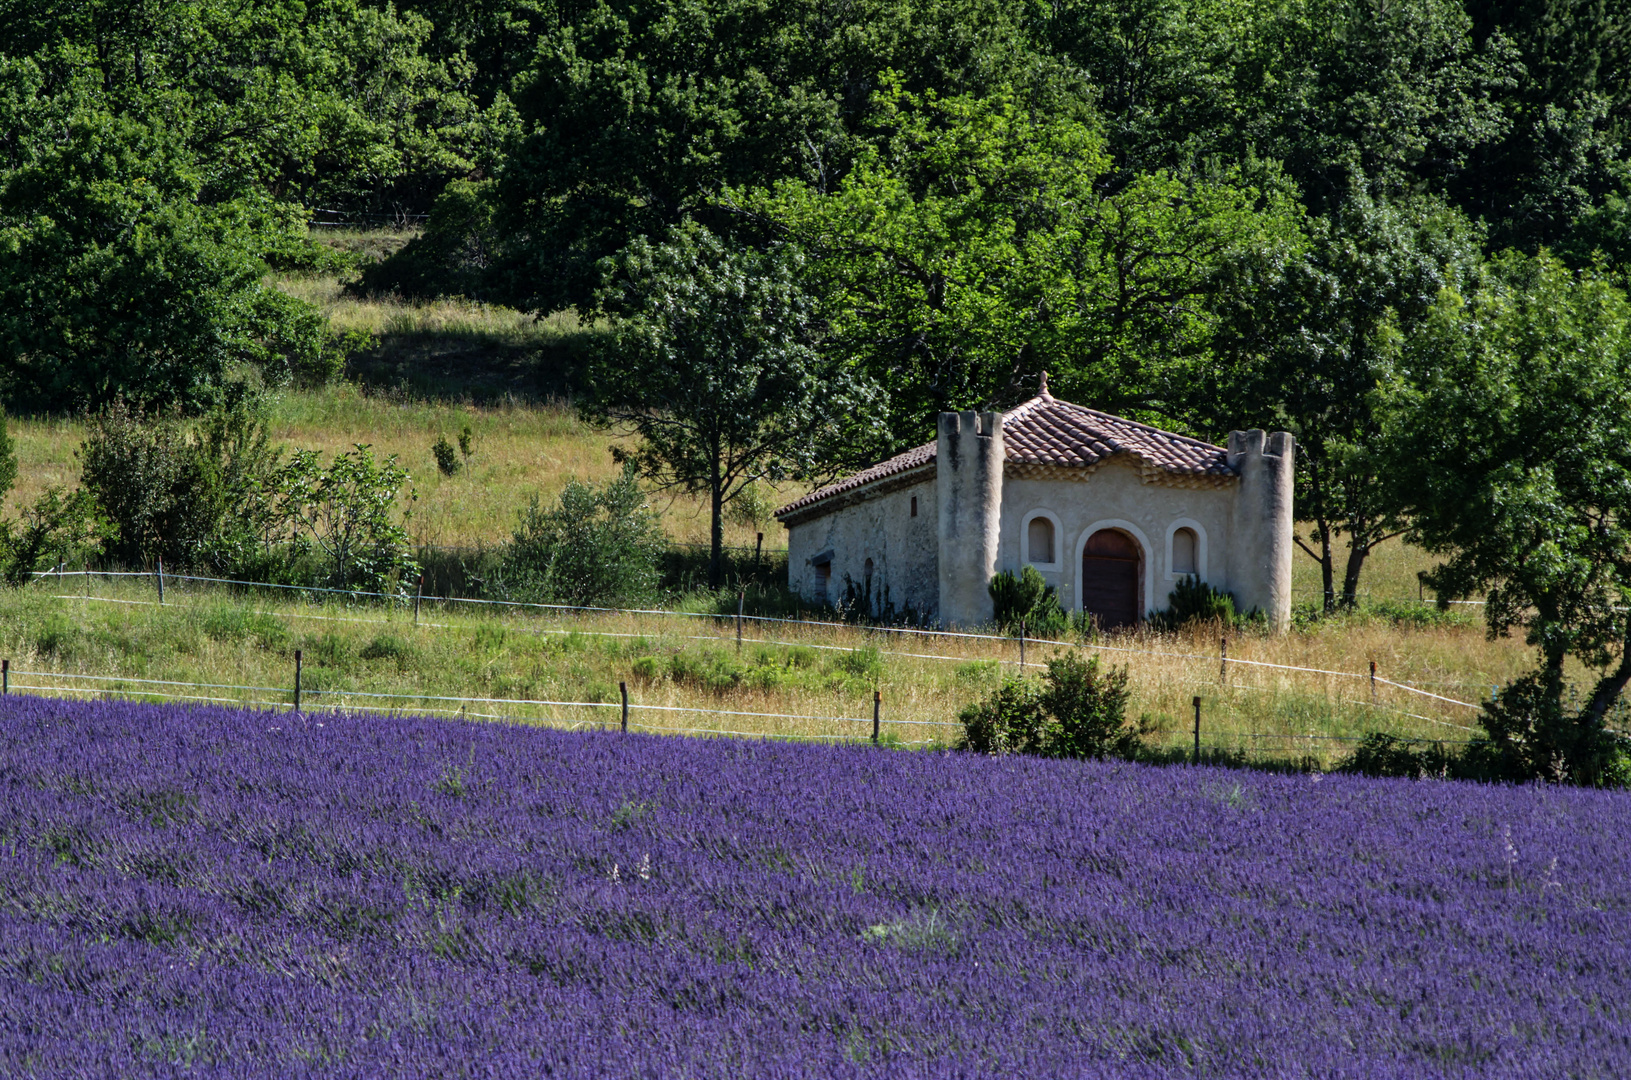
[1203,191,1485,610]
[0,113,325,412]
[582,224,879,589]
[486,0,1053,313]
[1379,252,1631,783]
[742,85,1300,442]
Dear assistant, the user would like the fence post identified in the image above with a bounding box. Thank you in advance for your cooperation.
[414,573,424,626]
[754,532,763,572]
[1192,696,1201,764]
[83,563,89,598]
[1019,621,1027,671]
[3,659,8,696]
[873,690,881,744]
[156,558,165,605]
[56,559,63,585]
[736,589,745,653]
[293,649,302,713]
[1369,660,1377,704]
[620,681,629,733]
[1219,636,1227,684]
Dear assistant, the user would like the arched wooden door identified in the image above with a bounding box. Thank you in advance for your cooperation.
[1081,529,1142,630]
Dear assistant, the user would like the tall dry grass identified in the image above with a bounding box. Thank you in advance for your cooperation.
[0,574,1536,764]
[3,390,787,551]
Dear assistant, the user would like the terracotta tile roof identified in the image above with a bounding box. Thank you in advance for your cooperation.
[775,388,1234,520]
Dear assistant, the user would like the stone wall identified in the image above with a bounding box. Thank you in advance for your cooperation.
[785,478,938,620]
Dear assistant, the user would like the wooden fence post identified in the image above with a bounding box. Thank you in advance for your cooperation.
[156,558,165,605]
[293,649,302,712]
[872,690,881,744]
[1219,636,1227,684]
[1369,660,1377,704]
[620,681,629,733]
[736,589,745,653]
[754,532,763,572]
[414,573,424,625]
[3,659,8,696]
[1192,695,1201,764]
[1019,621,1027,671]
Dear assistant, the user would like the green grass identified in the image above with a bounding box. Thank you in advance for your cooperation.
[0,574,1534,765]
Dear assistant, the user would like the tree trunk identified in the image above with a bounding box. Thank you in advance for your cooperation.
[708,469,725,592]
[1340,536,1369,610]
[1316,518,1335,613]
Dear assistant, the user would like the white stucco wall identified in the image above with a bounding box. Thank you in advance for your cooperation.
[997,461,1240,617]
[785,479,939,620]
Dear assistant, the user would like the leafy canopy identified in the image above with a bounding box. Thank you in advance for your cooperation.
[740,83,1302,441]
[1381,251,1631,780]
[581,224,879,588]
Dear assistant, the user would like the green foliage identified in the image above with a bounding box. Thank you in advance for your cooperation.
[504,465,665,608]
[1459,674,1630,787]
[630,643,878,694]
[0,487,105,587]
[282,444,418,594]
[1148,575,1242,631]
[1206,190,1485,610]
[78,393,289,576]
[988,566,1067,638]
[490,0,1046,314]
[958,651,1136,759]
[582,224,880,588]
[354,180,503,300]
[743,84,1301,436]
[0,412,14,502]
[0,120,326,412]
[1381,252,1631,756]
[1337,733,1458,780]
[432,436,461,477]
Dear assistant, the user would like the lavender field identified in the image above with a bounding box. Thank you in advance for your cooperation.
[1,697,1627,1079]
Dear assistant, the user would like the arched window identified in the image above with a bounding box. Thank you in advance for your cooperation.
[910,496,918,517]
[1171,527,1198,576]
[1027,516,1056,565]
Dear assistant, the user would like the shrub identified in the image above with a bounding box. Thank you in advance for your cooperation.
[1459,672,1630,787]
[0,487,105,586]
[432,435,460,476]
[1148,575,1245,631]
[503,464,664,608]
[79,392,289,575]
[988,566,1067,638]
[281,444,419,594]
[1337,733,1458,779]
[959,652,1137,760]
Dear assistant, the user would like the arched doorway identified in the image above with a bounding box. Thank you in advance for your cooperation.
[1081,528,1143,630]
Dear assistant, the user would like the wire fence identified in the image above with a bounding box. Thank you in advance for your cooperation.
[2,667,1476,755]
[13,565,1494,754]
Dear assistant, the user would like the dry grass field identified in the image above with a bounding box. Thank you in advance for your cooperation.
[0,569,1536,765]
[4,390,780,551]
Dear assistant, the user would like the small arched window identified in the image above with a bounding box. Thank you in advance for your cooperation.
[1171,527,1198,576]
[910,496,918,517]
[1027,516,1055,565]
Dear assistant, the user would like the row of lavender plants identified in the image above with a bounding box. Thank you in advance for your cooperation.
[1,694,1628,1078]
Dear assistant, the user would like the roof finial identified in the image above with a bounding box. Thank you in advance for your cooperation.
[1039,370,1051,399]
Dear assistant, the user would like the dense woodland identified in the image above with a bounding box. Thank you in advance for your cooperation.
[4,1,1631,781]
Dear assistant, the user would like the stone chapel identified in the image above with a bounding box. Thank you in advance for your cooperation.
[774,378,1296,632]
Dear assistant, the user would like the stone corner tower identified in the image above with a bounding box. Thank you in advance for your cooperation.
[936,410,1004,628]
